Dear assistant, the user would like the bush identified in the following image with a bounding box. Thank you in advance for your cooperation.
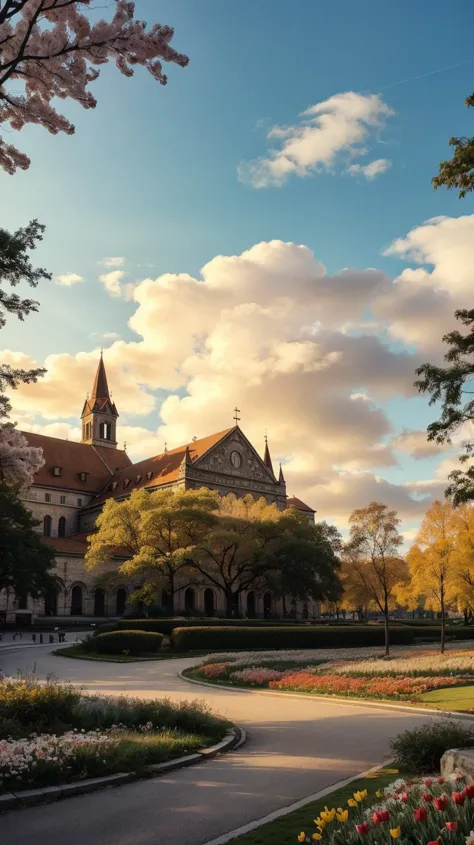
[390,719,474,773]
[0,677,80,738]
[91,630,164,655]
[171,624,415,652]
[94,618,308,637]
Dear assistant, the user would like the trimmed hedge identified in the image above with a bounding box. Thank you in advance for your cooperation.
[412,626,474,641]
[90,630,164,655]
[94,618,310,637]
[170,625,415,652]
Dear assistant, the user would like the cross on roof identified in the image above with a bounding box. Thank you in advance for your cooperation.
[233,406,241,425]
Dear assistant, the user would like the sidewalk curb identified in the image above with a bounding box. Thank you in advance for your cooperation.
[0,727,245,813]
[199,759,394,845]
[179,669,474,723]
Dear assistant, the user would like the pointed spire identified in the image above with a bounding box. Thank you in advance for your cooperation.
[91,351,111,401]
[263,433,274,475]
[278,462,285,484]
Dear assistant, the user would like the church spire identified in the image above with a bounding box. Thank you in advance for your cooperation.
[90,350,111,402]
[81,353,118,448]
[263,434,274,476]
[278,462,285,484]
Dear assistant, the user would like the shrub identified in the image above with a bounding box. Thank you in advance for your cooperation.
[0,677,80,738]
[390,719,474,773]
[94,618,308,637]
[171,625,415,652]
[91,630,164,655]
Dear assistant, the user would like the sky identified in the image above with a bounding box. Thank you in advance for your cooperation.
[2,0,474,543]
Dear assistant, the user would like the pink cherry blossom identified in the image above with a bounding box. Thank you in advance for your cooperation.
[0,0,189,173]
[0,424,44,487]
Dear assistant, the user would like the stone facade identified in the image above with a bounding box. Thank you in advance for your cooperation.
[1,358,319,624]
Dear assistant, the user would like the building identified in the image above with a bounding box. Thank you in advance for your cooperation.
[2,357,318,624]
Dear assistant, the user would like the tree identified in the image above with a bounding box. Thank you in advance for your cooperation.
[415,309,474,505]
[345,501,407,655]
[1,218,51,422]
[406,500,458,653]
[0,481,59,600]
[0,0,189,174]
[433,94,474,198]
[0,424,43,486]
[264,514,342,616]
[449,503,474,624]
[85,487,219,614]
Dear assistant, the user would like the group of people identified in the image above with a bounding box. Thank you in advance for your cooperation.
[30,628,67,644]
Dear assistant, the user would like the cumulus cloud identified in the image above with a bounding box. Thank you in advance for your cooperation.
[238,92,394,187]
[347,158,391,179]
[55,272,83,286]
[88,331,121,340]
[8,217,472,533]
[99,257,125,268]
[99,269,126,297]
[392,429,450,459]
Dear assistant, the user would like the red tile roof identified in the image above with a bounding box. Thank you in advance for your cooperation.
[41,534,130,558]
[21,431,131,493]
[287,496,316,514]
[91,427,234,505]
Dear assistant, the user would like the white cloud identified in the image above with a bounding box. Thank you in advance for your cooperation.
[55,272,83,286]
[99,270,126,297]
[99,257,125,268]
[88,331,121,340]
[238,92,394,187]
[347,158,391,179]
[392,429,449,459]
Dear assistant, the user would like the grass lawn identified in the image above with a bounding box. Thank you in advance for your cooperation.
[54,645,205,662]
[420,684,474,712]
[229,766,403,845]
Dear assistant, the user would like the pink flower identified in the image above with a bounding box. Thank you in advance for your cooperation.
[452,790,466,805]
[422,793,433,802]
[445,822,458,831]
[424,779,433,787]
[413,807,427,822]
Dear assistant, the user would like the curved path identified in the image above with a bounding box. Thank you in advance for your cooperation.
[1,644,437,845]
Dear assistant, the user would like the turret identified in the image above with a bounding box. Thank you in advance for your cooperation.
[81,353,118,448]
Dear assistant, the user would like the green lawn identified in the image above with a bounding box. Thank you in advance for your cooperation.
[420,685,474,712]
[230,767,403,845]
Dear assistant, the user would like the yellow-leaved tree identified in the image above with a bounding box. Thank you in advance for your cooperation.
[85,487,219,614]
[406,499,459,653]
[345,502,408,655]
[450,503,474,623]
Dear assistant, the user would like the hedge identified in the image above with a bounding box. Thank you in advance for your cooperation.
[94,618,311,637]
[89,630,164,655]
[170,625,415,652]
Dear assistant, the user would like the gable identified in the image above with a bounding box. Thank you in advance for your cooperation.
[194,428,276,484]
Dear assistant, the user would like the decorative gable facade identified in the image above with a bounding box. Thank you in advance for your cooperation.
[1,357,319,625]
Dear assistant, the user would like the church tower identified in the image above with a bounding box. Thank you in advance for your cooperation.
[81,353,118,448]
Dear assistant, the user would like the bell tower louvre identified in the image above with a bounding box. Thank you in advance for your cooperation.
[80,353,118,449]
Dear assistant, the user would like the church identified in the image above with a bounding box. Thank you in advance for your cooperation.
[3,356,318,624]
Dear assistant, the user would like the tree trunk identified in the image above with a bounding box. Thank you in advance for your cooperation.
[282,595,287,617]
[384,598,390,656]
[440,580,446,655]
[168,573,175,616]
[464,607,469,626]
[225,591,236,618]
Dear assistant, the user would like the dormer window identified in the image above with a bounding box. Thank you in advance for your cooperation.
[123,479,130,489]
[111,481,118,491]
[136,475,142,484]
[146,471,153,480]
[78,471,89,482]
[52,466,62,477]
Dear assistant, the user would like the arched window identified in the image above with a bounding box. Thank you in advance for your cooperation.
[94,588,106,616]
[44,590,57,616]
[43,515,52,537]
[17,593,28,610]
[58,516,66,538]
[204,588,214,617]
[184,588,195,613]
[116,588,127,616]
[263,592,272,619]
[246,591,256,619]
[70,585,83,616]
[99,421,111,440]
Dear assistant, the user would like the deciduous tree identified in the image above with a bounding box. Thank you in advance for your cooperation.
[345,501,407,655]
[433,93,474,198]
[0,424,43,486]
[0,0,188,173]
[406,500,459,653]
[415,309,474,505]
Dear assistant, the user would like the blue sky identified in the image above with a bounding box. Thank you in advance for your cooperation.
[2,0,474,535]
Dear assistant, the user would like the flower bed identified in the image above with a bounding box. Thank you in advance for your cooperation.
[191,646,474,702]
[297,773,474,845]
[0,676,228,794]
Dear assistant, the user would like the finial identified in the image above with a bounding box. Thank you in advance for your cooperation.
[264,428,268,444]
[123,441,127,451]
[192,435,197,442]
[233,406,241,425]
[164,441,168,453]
[100,347,103,358]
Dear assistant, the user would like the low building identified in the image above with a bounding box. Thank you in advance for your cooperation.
[2,357,318,624]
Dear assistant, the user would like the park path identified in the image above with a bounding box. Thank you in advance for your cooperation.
[0,644,434,845]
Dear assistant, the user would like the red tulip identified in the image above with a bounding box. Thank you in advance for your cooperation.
[438,777,445,784]
[446,821,458,832]
[465,784,474,799]
[427,841,440,845]
[372,812,383,827]
[434,796,448,811]
[406,779,414,787]
[413,807,427,822]
[401,792,409,803]
[422,792,434,802]
[452,790,466,805]
[424,779,433,787]
[356,822,369,836]
[380,809,390,822]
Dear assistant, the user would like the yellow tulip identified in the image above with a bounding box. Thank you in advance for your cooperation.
[375,790,384,798]
[348,799,357,807]
[390,828,401,839]
[320,808,336,823]
[297,833,306,843]
[314,818,325,830]
[336,809,348,823]
[312,835,322,842]
[353,791,364,803]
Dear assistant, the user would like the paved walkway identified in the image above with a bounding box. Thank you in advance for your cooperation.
[1,645,437,845]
